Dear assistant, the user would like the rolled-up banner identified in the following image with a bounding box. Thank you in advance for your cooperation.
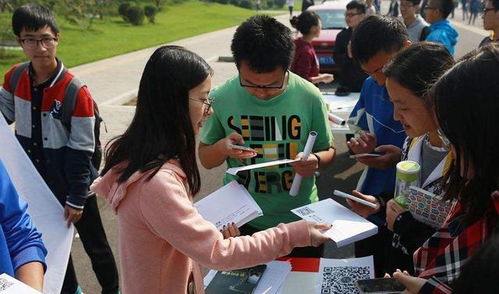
[290,131,317,196]
[328,112,346,125]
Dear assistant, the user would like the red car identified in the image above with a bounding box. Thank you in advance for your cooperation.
[307,1,348,73]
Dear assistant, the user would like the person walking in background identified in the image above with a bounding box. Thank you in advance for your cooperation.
[255,0,261,12]
[92,45,331,294]
[461,0,469,20]
[0,160,47,292]
[333,0,368,93]
[480,0,499,46]
[302,0,315,11]
[423,0,458,55]
[0,4,119,294]
[199,15,336,258]
[374,0,381,13]
[388,0,400,16]
[290,11,335,84]
[288,0,295,17]
[400,0,430,42]
[469,0,481,24]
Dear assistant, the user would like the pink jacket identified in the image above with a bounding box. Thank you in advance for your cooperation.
[91,160,311,294]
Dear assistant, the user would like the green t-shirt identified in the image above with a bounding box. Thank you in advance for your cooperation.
[200,72,333,229]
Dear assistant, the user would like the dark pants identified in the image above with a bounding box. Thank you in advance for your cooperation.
[239,224,324,258]
[354,220,414,277]
[61,196,119,294]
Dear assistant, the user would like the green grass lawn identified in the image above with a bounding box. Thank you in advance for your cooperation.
[0,1,278,76]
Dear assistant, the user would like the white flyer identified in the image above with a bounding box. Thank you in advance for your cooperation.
[226,159,299,175]
[291,198,378,247]
[194,181,263,230]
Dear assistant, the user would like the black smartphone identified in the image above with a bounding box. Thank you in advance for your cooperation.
[356,278,405,294]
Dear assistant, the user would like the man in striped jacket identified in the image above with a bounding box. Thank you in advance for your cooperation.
[0,4,119,294]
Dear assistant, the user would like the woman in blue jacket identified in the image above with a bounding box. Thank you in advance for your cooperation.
[0,160,47,291]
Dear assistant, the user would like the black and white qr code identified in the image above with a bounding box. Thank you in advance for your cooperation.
[320,266,371,294]
[0,277,14,292]
[296,207,314,216]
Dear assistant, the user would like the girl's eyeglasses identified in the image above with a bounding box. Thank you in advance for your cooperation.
[189,97,214,114]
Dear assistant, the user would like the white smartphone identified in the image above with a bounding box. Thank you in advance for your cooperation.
[356,278,405,293]
[333,190,378,208]
[229,144,257,153]
[349,153,382,159]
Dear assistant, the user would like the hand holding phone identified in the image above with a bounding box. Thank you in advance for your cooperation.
[349,153,382,159]
[356,278,405,294]
[333,190,378,209]
[229,144,257,153]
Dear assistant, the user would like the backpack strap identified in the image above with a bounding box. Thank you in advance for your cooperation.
[420,26,431,41]
[8,62,30,94]
[61,77,84,129]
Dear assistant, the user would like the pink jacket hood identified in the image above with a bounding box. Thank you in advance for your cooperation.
[90,160,186,212]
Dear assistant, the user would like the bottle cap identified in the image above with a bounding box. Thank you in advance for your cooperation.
[396,160,420,182]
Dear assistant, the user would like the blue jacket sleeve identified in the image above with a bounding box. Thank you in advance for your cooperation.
[347,79,370,133]
[0,161,47,273]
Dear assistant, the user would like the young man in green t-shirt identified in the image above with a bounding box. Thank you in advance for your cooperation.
[199,15,335,257]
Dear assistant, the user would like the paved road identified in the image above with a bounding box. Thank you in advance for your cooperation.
[69,7,489,293]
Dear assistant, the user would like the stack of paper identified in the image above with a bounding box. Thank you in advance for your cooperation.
[194,181,263,230]
[0,274,42,293]
[204,261,292,294]
[291,199,378,247]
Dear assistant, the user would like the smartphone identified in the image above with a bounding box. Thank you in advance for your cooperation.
[229,144,257,153]
[356,278,405,294]
[349,153,382,159]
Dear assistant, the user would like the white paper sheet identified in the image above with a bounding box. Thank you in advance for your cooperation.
[203,261,291,294]
[322,92,360,113]
[226,159,299,175]
[0,116,73,294]
[291,199,378,247]
[0,274,42,294]
[317,256,375,294]
[194,181,263,230]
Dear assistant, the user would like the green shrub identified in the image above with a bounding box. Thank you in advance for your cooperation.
[127,6,145,25]
[118,2,132,22]
[266,0,274,8]
[144,5,158,23]
[229,0,240,6]
[216,0,229,3]
[239,0,253,9]
[274,0,286,7]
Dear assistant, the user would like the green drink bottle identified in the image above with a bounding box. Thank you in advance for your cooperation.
[394,160,420,209]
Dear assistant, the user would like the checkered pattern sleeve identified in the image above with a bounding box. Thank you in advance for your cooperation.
[419,277,452,294]
[414,192,499,285]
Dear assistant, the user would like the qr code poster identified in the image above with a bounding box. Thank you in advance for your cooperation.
[317,256,374,294]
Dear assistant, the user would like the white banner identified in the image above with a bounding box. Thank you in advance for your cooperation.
[0,115,73,294]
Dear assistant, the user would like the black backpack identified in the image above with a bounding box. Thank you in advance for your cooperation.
[9,62,104,170]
